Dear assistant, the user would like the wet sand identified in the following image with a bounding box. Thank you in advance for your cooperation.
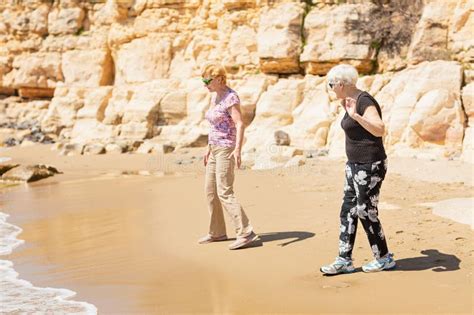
[1,144,473,314]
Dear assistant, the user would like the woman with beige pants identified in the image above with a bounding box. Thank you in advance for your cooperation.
[198,63,258,250]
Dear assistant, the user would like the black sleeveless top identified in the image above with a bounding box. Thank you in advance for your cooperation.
[341,91,387,163]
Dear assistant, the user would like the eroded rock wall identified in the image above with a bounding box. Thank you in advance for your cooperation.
[0,0,472,165]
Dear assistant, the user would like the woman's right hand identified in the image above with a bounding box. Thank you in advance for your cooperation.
[204,147,211,166]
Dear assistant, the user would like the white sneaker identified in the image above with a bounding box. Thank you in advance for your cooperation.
[362,253,396,273]
[320,257,355,275]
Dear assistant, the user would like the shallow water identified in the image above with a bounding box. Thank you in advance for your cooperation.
[0,183,97,314]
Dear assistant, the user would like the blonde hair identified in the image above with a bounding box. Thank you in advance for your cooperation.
[327,64,358,86]
[201,62,227,84]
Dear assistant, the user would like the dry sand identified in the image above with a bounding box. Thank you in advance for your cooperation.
[1,144,473,314]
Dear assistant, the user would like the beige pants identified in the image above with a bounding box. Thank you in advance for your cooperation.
[205,145,253,238]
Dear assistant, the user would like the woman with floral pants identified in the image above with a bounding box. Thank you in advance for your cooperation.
[321,64,395,275]
[339,160,388,260]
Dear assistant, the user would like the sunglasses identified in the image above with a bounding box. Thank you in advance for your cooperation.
[202,77,214,85]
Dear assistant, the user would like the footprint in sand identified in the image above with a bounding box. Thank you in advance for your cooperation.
[322,282,351,289]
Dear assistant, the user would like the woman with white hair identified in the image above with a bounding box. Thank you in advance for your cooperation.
[320,64,395,274]
[198,62,258,250]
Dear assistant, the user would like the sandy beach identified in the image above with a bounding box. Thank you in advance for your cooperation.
[1,0,474,313]
[0,144,472,314]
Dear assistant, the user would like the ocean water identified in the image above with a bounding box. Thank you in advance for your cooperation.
[0,211,98,314]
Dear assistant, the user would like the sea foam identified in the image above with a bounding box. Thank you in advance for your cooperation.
[0,212,98,314]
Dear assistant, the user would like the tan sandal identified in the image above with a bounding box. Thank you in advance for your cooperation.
[198,234,228,244]
[228,232,259,250]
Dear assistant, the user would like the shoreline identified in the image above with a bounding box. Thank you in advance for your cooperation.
[0,144,473,314]
[0,209,98,314]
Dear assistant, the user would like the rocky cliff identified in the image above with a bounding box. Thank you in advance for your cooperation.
[0,0,473,166]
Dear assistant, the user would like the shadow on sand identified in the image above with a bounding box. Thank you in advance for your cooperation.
[236,231,315,249]
[394,249,461,272]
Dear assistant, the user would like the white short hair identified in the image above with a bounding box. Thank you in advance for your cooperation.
[327,64,359,85]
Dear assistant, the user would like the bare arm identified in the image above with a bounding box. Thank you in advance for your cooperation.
[228,104,245,168]
[345,98,385,137]
[229,104,245,151]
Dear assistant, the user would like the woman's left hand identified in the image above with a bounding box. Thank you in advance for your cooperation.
[228,149,241,169]
[344,97,357,118]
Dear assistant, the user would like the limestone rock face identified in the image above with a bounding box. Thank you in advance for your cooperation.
[253,78,305,126]
[376,61,464,156]
[227,25,258,69]
[407,1,457,65]
[301,3,377,75]
[4,53,63,90]
[257,2,305,74]
[9,3,50,36]
[230,75,272,126]
[41,86,86,135]
[282,77,335,150]
[62,49,114,86]
[326,110,346,159]
[48,5,85,35]
[449,0,474,67]
[406,89,465,150]
[91,0,128,26]
[118,80,176,140]
[243,75,336,166]
[462,82,474,127]
[113,36,172,85]
[70,86,115,144]
[0,1,471,164]
[461,127,473,163]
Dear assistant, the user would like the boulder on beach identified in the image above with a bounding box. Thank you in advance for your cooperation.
[0,164,19,176]
[2,165,61,182]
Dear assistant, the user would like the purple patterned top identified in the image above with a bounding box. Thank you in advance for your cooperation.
[205,89,239,148]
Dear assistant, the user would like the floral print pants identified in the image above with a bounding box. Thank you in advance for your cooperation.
[339,159,389,260]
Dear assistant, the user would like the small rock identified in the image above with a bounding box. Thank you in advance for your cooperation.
[59,143,84,156]
[306,149,328,157]
[105,143,125,154]
[129,140,143,152]
[151,143,175,155]
[83,144,105,155]
[274,130,290,146]
[17,121,33,130]
[185,134,208,148]
[51,142,64,151]
[121,170,139,175]
[4,137,20,147]
[136,142,154,154]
